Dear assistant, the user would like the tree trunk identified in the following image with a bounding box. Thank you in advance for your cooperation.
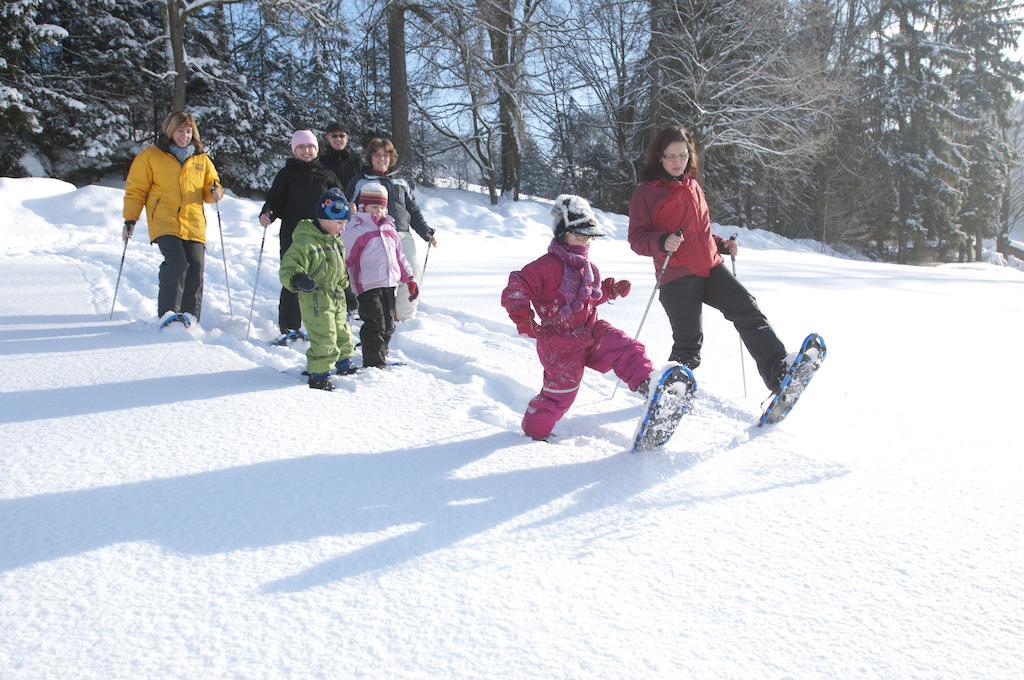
[166,1,187,111]
[388,1,412,167]
[645,0,667,133]
[479,0,519,200]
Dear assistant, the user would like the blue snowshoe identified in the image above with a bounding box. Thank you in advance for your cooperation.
[633,365,697,452]
[159,312,191,330]
[758,333,827,427]
[273,329,309,346]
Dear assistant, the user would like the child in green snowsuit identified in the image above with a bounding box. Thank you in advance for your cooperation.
[279,188,357,391]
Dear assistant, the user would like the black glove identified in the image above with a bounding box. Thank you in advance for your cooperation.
[122,220,136,242]
[292,272,317,292]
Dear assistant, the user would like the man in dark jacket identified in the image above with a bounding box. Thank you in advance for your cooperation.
[320,122,362,200]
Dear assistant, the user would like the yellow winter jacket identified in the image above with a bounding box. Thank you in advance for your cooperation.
[123,144,220,244]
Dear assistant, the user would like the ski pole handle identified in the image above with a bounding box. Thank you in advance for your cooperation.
[729,233,738,265]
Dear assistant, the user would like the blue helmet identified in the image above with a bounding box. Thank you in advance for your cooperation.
[317,188,350,220]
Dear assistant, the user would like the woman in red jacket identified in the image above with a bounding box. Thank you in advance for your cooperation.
[628,125,790,394]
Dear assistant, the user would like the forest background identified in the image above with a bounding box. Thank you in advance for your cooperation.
[2,0,1023,264]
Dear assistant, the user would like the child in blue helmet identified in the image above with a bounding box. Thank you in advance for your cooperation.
[279,187,358,391]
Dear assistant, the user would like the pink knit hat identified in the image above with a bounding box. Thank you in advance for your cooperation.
[290,129,318,152]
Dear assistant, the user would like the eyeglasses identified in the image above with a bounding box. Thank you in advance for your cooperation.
[662,152,689,162]
[327,132,348,140]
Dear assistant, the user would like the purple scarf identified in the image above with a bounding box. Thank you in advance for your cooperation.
[548,238,600,317]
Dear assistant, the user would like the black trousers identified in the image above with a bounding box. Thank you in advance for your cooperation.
[155,236,205,319]
[659,263,786,390]
[357,287,397,368]
[278,224,301,333]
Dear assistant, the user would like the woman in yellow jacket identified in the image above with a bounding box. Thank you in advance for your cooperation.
[122,111,223,323]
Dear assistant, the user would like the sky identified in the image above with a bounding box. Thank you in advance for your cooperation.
[1,177,1023,678]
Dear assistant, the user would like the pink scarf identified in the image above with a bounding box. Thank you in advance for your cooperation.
[547,238,600,317]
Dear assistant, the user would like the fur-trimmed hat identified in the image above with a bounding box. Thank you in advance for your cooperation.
[317,188,349,221]
[551,194,605,240]
[357,182,389,209]
[290,129,318,152]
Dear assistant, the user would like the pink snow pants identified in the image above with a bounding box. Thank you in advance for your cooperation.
[522,320,653,440]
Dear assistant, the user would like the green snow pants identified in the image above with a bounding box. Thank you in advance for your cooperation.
[298,289,355,375]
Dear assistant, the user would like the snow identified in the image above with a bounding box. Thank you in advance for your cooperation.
[2,176,1023,678]
[17,152,47,178]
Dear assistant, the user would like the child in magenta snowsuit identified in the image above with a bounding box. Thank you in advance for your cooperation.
[501,194,655,441]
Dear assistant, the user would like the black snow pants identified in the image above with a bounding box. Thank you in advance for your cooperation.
[357,287,397,369]
[658,263,786,390]
[156,235,205,319]
[278,223,302,334]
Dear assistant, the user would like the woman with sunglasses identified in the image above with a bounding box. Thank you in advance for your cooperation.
[628,124,791,395]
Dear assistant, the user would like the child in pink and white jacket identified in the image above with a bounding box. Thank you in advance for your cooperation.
[501,194,656,441]
[341,182,418,369]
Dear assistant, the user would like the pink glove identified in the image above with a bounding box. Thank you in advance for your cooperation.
[508,308,538,338]
[517,320,539,338]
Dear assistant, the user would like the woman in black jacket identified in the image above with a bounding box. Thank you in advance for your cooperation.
[259,130,341,344]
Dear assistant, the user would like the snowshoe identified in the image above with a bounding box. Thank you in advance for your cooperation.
[159,312,191,330]
[633,365,697,452]
[273,329,309,346]
[758,333,827,426]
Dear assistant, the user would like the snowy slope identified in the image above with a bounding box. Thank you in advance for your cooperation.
[1,177,1023,678]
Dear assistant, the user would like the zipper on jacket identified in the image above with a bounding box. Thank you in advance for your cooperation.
[310,258,325,280]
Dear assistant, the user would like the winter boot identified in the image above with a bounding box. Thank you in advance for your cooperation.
[308,372,334,391]
[768,352,800,395]
[335,358,358,375]
[634,379,650,399]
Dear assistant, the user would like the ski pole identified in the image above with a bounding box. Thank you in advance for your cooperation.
[421,241,431,283]
[612,229,682,398]
[729,233,748,397]
[109,237,129,320]
[245,223,268,340]
[213,181,234,318]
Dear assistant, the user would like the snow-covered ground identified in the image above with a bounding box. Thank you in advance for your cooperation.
[2,177,1022,678]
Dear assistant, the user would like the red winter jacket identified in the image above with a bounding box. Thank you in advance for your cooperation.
[501,250,609,337]
[627,177,725,284]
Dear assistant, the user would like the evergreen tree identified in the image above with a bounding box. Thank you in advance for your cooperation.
[863,0,964,262]
[947,0,1024,260]
[0,0,68,175]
